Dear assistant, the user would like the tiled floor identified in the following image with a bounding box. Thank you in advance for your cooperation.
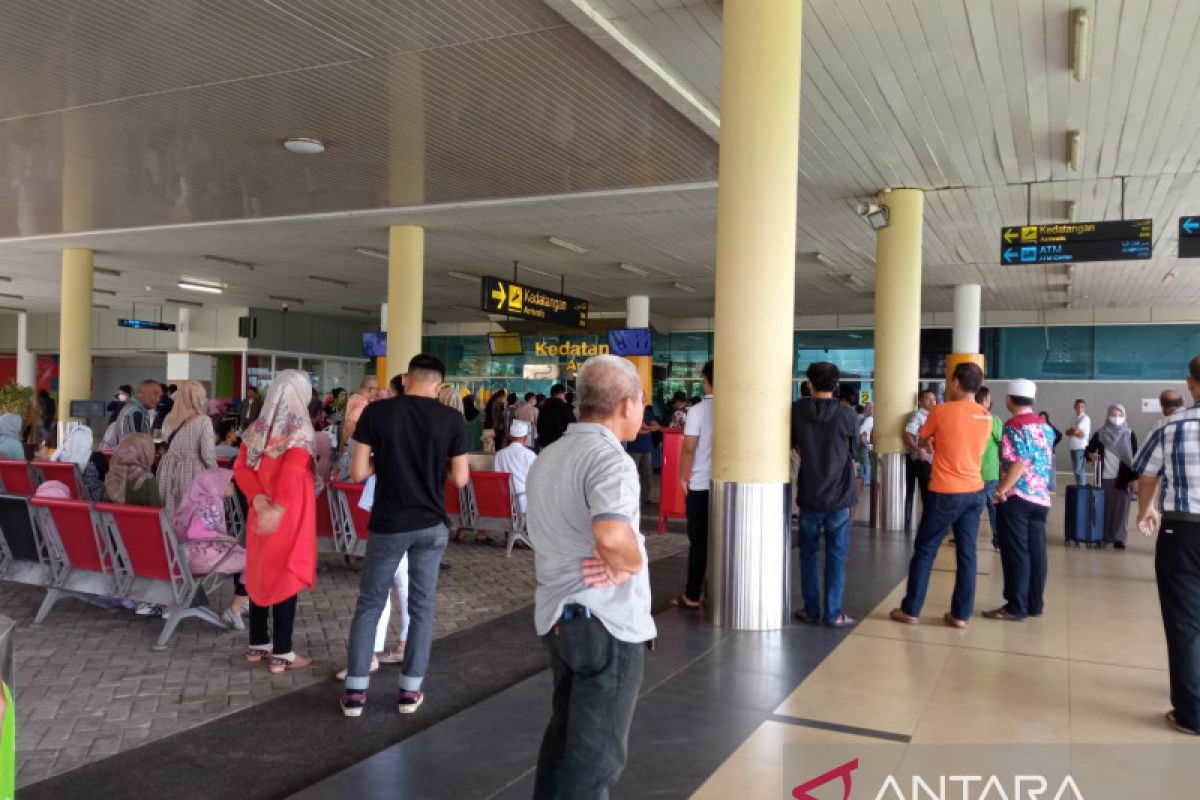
[3,528,689,787]
[694,506,1179,798]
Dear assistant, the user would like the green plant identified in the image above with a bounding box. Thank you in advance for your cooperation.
[0,381,37,428]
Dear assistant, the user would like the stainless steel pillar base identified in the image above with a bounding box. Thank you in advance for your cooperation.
[708,480,790,630]
[875,452,907,531]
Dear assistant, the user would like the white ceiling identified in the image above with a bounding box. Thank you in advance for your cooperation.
[1,0,1199,324]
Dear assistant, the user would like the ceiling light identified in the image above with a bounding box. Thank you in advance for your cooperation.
[0,276,11,283]
[519,264,560,280]
[619,262,649,277]
[202,254,255,270]
[672,282,696,293]
[447,271,478,283]
[844,274,866,288]
[354,246,388,261]
[94,288,117,296]
[546,236,588,255]
[269,295,304,305]
[814,252,836,268]
[283,137,326,155]
[94,267,122,277]
[1072,9,1090,82]
[308,275,349,289]
[93,304,110,310]
[165,297,204,308]
[1067,130,1082,171]
[341,306,374,314]
[0,293,23,300]
[1065,199,1078,221]
[177,280,224,294]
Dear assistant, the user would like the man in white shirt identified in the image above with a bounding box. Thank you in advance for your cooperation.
[675,361,714,609]
[495,420,537,512]
[903,390,937,530]
[859,403,875,485]
[1065,399,1091,486]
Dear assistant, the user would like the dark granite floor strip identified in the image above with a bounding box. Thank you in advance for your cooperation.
[765,713,912,743]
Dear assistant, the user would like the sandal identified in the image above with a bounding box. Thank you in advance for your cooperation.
[246,645,271,663]
[377,646,406,664]
[269,653,313,674]
[982,606,1025,622]
[670,594,702,610]
[828,613,856,627]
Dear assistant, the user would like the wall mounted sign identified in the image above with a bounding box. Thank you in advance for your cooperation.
[1179,217,1200,258]
[118,319,176,332]
[481,276,588,328]
[999,219,1152,264]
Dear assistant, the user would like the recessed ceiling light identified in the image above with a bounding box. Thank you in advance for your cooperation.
[94,288,117,296]
[814,252,836,268]
[93,304,110,310]
[355,246,388,260]
[1072,9,1090,82]
[672,282,696,293]
[308,275,349,289]
[283,137,325,155]
[178,280,224,294]
[447,271,478,283]
[546,236,588,255]
[95,267,122,277]
[619,262,649,277]
[844,274,866,288]
[202,254,255,270]
[1067,130,1082,172]
[165,297,204,308]
[268,295,304,305]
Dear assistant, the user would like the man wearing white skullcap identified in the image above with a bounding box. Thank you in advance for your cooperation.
[496,419,538,512]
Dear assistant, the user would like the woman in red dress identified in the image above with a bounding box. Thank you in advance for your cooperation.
[234,370,318,673]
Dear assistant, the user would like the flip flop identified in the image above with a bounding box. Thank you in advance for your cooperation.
[671,594,702,610]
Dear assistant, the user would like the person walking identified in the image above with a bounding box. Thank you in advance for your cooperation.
[976,387,1004,550]
[233,370,318,674]
[674,361,713,610]
[536,384,576,450]
[156,381,218,520]
[1085,404,1138,549]
[891,363,991,629]
[1133,355,1200,736]
[525,354,655,798]
[340,355,469,717]
[625,404,659,508]
[791,362,858,627]
[1065,399,1091,485]
[984,380,1054,622]
[903,389,937,530]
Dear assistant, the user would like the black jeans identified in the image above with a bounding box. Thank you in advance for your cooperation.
[905,458,931,530]
[684,489,710,602]
[997,496,1049,618]
[1156,518,1200,731]
[249,595,297,655]
[534,615,645,800]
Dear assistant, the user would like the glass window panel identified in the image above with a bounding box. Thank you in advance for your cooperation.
[1093,325,1200,379]
[993,326,1093,380]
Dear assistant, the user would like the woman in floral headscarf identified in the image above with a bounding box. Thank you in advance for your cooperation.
[233,371,317,673]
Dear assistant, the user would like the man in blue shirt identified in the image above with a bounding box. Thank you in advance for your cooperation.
[625,405,659,508]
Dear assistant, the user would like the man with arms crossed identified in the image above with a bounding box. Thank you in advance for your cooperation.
[526,355,655,797]
[340,355,468,717]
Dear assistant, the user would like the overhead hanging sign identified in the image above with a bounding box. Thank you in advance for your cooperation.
[480,276,588,329]
[118,318,176,332]
[1179,217,1200,258]
[999,219,1152,265]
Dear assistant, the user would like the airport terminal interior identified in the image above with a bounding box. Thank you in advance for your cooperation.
[2,1,1200,798]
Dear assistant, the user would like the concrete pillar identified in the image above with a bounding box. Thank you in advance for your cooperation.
[872,189,924,531]
[59,248,94,423]
[15,312,34,387]
[708,0,803,631]
[947,283,985,384]
[387,226,424,377]
[625,295,652,405]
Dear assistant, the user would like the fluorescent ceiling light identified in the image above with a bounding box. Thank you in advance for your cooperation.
[1065,200,1078,221]
[814,252,836,268]
[619,262,649,276]
[519,265,560,280]
[672,282,696,293]
[844,274,866,288]
[178,280,224,294]
[94,267,122,277]
[341,306,373,314]
[94,288,117,296]
[93,304,110,310]
[1067,130,1082,171]
[269,295,303,305]
[546,236,588,255]
[202,254,255,270]
[355,246,388,260]
[1072,9,1090,82]
[0,293,23,300]
[165,297,204,308]
[283,137,325,155]
[308,275,348,289]
[447,270,478,283]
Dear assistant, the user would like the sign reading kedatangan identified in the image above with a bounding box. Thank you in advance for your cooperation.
[999,219,1152,265]
[480,276,588,329]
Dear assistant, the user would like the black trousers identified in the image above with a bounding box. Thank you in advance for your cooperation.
[905,458,931,530]
[1157,518,1200,731]
[535,616,645,800]
[685,489,710,602]
[249,595,298,655]
[997,496,1049,618]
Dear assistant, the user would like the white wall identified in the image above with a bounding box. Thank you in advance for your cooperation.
[93,355,169,401]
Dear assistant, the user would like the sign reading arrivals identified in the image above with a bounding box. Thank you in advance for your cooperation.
[1179,217,1200,258]
[999,219,1152,264]
[481,276,588,329]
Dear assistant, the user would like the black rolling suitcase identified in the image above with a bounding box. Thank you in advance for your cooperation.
[1065,461,1104,547]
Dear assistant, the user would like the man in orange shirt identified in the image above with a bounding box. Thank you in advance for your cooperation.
[891,362,992,629]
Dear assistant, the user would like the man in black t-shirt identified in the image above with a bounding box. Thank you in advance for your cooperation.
[340,354,469,718]
[536,383,576,451]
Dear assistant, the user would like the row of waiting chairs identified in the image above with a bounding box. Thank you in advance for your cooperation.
[0,459,90,501]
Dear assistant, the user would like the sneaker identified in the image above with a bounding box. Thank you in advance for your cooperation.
[1114,541,1127,550]
[221,608,246,631]
[340,691,367,718]
[397,690,424,714]
[135,603,165,617]
[335,658,379,681]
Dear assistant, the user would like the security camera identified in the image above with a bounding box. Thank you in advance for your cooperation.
[857,201,882,217]
[857,201,890,231]
[281,302,289,312]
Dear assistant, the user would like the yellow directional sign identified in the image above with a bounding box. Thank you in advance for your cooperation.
[490,281,506,310]
[480,276,587,328]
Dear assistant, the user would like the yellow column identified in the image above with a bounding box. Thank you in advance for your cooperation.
[59,248,94,423]
[708,0,803,630]
[387,225,424,373]
[873,189,924,530]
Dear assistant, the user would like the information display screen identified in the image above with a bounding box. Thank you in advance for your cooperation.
[607,328,653,356]
[362,331,387,357]
[488,332,524,356]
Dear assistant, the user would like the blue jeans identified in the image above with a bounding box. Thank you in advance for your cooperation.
[982,480,999,548]
[535,615,645,800]
[1071,449,1087,485]
[798,508,852,624]
[997,496,1049,618]
[345,523,449,692]
[901,489,987,621]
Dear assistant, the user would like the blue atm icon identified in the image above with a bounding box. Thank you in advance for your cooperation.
[1020,246,1038,263]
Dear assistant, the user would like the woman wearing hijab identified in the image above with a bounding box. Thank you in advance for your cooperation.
[233,370,317,674]
[157,381,217,521]
[105,434,162,506]
[174,467,249,626]
[51,426,105,500]
[1086,403,1139,549]
[0,414,25,460]
[462,395,482,452]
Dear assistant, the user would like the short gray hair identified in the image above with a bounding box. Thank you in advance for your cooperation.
[577,355,642,419]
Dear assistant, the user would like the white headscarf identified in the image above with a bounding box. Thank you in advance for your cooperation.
[52,426,94,467]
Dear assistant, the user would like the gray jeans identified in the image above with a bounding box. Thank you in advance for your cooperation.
[345,523,449,692]
[630,451,652,506]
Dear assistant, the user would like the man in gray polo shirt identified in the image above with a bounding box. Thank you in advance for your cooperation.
[526,354,656,799]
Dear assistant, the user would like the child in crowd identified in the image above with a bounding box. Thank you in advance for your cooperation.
[173,468,249,627]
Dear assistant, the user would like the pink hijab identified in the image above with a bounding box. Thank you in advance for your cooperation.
[34,480,71,500]
[173,468,233,541]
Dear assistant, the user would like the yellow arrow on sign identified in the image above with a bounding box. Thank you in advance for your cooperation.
[491,281,507,310]
[1003,228,1019,244]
